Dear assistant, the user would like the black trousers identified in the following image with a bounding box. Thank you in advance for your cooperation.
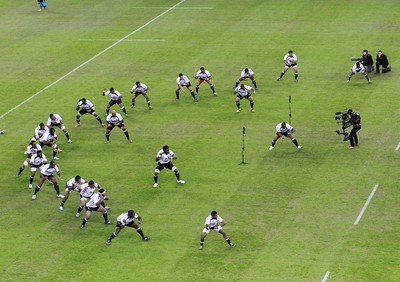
[349,126,361,147]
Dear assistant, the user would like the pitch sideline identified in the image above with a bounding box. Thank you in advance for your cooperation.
[321,271,330,282]
[354,184,379,225]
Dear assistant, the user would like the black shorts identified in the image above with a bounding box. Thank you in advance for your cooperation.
[50,123,62,128]
[109,99,122,106]
[237,94,251,100]
[156,162,174,171]
[134,92,145,97]
[107,123,124,131]
[79,109,94,115]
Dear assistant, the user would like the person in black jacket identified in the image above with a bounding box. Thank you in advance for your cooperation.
[346,109,361,149]
[360,49,374,73]
[376,50,391,73]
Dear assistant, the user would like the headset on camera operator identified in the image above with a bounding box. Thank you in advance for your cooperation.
[346,109,361,149]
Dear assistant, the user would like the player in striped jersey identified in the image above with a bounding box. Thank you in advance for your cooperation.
[40,127,62,160]
[31,160,64,200]
[17,140,42,177]
[199,211,234,250]
[32,122,48,141]
[153,145,185,188]
[277,50,299,82]
[176,73,197,101]
[47,113,72,143]
[105,110,132,143]
[75,98,105,127]
[269,122,302,151]
[106,209,149,245]
[59,176,87,211]
[130,81,152,110]
[103,87,128,116]
[28,150,47,188]
[194,67,217,96]
[80,189,112,229]
[347,62,371,83]
[234,84,256,113]
[233,68,258,90]
[75,180,102,218]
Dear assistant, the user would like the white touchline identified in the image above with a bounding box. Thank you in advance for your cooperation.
[322,271,330,282]
[395,142,400,151]
[78,39,166,42]
[0,0,186,120]
[132,7,213,10]
[354,184,379,225]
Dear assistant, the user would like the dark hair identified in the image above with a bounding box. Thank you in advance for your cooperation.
[244,68,249,72]
[81,98,86,103]
[178,73,183,76]
[110,88,114,91]
[99,188,106,194]
[288,50,293,54]
[136,81,140,85]
[163,145,169,151]
[200,67,205,70]
[211,210,217,216]
[88,180,95,185]
[75,175,81,181]
[39,122,45,126]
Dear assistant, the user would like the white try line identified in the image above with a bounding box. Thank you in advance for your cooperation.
[132,7,213,10]
[322,271,330,282]
[0,0,186,120]
[354,184,379,225]
[79,38,166,42]
[395,142,400,151]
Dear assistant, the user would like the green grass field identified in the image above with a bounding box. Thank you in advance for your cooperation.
[1,0,400,281]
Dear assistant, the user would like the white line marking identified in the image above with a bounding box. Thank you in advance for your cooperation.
[132,7,212,10]
[79,39,166,42]
[354,184,379,225]
[322,271,330,282]
[395,142,400,151]
[0,0,186,120]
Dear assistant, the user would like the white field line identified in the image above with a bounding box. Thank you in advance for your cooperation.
[0,0,186,120]
[79,39,166,42]
[132,7,212,10]
[395,142,400,151]
[322,271,330,282]
[354,184,379,225]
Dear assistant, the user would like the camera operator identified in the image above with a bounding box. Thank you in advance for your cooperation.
[347,109,361,149]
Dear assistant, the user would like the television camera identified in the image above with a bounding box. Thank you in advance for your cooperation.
[335,110,352,141]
